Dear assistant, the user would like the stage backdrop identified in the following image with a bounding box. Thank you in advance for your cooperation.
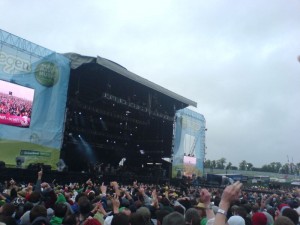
[172,108,206,178]
[0,29,70,169]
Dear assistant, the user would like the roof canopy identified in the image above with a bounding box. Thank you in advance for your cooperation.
[64,53,197,108]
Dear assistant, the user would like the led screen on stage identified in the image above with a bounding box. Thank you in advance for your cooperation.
[183,156,197,177]
[0,80,35,128]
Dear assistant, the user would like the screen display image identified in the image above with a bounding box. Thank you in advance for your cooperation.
[0,80,35,128]
[183,156,197,177]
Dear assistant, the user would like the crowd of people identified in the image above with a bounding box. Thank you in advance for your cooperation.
[0,93,32,118]
[0,169,300,225]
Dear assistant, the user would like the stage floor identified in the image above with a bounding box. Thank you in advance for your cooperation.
[0,168,169,185]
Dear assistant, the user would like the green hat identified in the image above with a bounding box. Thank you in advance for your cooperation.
[55,193,66,204]
[0,200,5,206]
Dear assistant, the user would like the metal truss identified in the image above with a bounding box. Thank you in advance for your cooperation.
[0,29,54,59]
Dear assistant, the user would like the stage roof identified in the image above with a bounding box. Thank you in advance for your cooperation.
[64,53,197,108]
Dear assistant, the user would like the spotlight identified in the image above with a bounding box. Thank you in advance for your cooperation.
[79,112,82,115]
[78,134,81,137]
[100,117,102,120]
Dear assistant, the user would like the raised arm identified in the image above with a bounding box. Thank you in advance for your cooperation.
[213,181,243,225]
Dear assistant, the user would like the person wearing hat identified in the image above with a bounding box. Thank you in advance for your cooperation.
[194,202,208,225]
[227,216,245,225]
[252,212,267,225]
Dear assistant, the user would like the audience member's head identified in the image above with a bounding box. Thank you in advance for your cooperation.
[0,203,15,217]
[282,208,299,225]
[111,213,130,225]
[0,215,17,225]
[228,216,245,225]
[136,206,151,224]
[156,209,170,225]
[78,196,91,216]
[235,206,247,219]
[185,208,200,225]
[28,192,41,204]
[252,212,267,225]
[29,205,47,222]
[162,211,185,225]
[173,205,184,215]
[252,205,260,214]
[130,213,146,225]
[62,214,77,225]
[262,212,274,225]
[54,202,68,218]
[274,216,294,225]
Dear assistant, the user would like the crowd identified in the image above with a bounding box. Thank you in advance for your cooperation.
[0,169,300,225]
[0,93,32,118]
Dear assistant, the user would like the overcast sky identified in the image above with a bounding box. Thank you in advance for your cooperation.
[1,0,300,167]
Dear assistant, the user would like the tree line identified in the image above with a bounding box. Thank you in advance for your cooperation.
[204,158,300,175]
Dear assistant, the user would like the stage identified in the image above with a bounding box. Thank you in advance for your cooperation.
[0,167,169,185]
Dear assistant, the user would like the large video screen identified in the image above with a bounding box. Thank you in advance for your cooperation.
[0,80,35,128]
[183,156,197,177]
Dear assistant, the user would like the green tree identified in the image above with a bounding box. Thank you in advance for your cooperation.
[225,162,232,174]
[279,163,290,174]
[204,160,211,168]
[261,164,271,172]
[216,158,226,169]
[239,160,247,170]
[269,162,282,173]
[226,162,232,171]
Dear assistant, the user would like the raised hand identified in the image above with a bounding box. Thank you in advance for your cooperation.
[100,182,107,195]
[133,180,138,188]
[200,188,211,205]
[111,193,120,214]
[219,181,243,210]
[38,169,43,180]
